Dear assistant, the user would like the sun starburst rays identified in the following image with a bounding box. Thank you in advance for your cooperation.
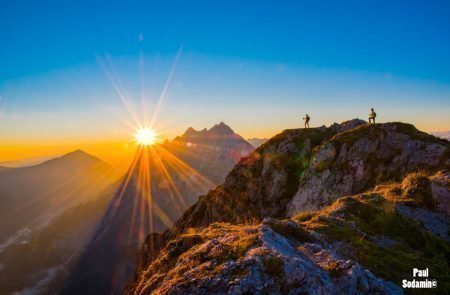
[96,50,218,251]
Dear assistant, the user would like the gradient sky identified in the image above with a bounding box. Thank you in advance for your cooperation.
[1,0,450,165]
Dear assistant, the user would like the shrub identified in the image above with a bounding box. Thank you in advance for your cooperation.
[294,211,316,222]
[402,173,436,209]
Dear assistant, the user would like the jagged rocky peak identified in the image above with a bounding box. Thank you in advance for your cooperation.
[174,122,254,154]
[180,127,208,138]
[182,126,198,137]
[128,120,450,294]
[209,121,235,135]
[181,122,236,139]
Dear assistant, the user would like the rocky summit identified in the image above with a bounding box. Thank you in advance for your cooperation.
[127,119,449,294]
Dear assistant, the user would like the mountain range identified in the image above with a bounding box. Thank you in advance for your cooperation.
[127,120,450,294]
[0,150,114,245]
[59,122,253,294]
[1,120,449,294]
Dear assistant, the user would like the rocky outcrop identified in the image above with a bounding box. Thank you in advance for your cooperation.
[129,220,401,295]
[287,123,449,215]
[128,120,450,294]
[168,121,448,237]
[431,171,450,215]
[129,172,450,294]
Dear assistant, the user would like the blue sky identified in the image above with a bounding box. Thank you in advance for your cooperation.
[1,0,450,149]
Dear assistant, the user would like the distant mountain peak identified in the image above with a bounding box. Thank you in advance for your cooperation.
[68,149,89,156]
[209,122,234,135]
[46,149,106,167]
[63,149,93,158]
[182,127,198,137]
[180,122,236,139]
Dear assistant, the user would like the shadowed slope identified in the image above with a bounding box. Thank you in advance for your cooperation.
[0,150,114,243]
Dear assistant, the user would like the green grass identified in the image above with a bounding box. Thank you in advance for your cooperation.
[265,219,311,242]
[310,195,450,292]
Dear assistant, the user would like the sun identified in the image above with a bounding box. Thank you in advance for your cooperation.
[135,128,157,146]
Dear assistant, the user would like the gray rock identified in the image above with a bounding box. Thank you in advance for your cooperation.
[312,143,337,171]
[287,123,449,216]
[129,222,401,294]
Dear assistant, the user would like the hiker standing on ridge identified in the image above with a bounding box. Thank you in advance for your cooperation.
[303,114,310,128]
[368,108,376,124]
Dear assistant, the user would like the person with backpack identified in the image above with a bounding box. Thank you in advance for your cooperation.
[369,108,377,124]
[303,114,310,128]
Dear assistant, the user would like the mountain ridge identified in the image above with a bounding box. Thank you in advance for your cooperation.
[0,149,113,243]
[128,119,450,294]
[59,122,254,295]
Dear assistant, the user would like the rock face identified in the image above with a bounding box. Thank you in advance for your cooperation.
[287,123,448,215]
[431,171,450,215]
[128,120,450,294]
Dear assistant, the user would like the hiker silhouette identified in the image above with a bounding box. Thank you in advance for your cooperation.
[303,114,310,128]
[369,108,376,124]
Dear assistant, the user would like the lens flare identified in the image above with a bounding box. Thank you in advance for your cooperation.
[135,128,156,146]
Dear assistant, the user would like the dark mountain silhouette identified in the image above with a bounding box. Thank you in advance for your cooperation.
[0,150,113,244]
[127,120,450,294]
[59,123,254,294]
